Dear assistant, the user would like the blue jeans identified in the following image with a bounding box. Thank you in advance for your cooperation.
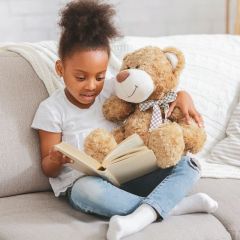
[67,156,201,220]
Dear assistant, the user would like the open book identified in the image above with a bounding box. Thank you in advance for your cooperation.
[54,134,158,186]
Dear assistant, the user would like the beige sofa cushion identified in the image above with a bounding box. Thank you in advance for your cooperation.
[0,191,231,240]
[0,51,51,197]
[190,178,240,240]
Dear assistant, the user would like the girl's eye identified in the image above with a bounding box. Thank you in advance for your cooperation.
[76,77,85,81]
[96,76,105,81]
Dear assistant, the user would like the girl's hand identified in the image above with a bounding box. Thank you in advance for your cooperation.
[167,90,204,127]
[49,147,74,166]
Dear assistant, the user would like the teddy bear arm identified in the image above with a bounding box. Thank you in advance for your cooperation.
[168,107,206,153]
[103,96,135,122]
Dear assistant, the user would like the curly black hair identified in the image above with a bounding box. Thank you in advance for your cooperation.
[58,0,120,59]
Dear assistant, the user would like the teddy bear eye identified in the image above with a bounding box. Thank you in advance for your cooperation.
[127,66,131,69]
[136,65,140,69]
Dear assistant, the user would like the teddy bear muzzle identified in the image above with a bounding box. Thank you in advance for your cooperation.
[115,69,154,103]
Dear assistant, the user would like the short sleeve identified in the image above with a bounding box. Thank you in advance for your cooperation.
[31,101,62,133]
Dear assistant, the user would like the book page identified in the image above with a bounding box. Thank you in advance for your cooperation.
[54,142,102,175]
[106,149,158,185]
[103,134,144,166]
[102,146,149,168]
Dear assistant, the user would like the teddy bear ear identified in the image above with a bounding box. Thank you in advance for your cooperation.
[164,52,178,69]
[123,53,130,61]
[163,47,185,77]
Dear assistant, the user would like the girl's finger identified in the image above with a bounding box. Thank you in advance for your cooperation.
[195,114,204,128]
[183,112,191,124]
[180,106,190,124]
[167,101,176,117]
[190,109,204,127]
[192,113,201,126]
[62,155,74,164]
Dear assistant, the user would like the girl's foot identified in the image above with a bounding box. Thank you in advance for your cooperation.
[169,193,218,216]
[107,203,157,240]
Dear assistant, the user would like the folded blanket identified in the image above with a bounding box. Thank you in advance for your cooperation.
[1,40,239,179]
[1,41,64,95]
[0,41,122,95]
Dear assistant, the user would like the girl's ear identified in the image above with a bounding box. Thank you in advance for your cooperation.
[55,60,64,77]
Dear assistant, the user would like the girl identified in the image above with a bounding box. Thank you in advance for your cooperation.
[31,1,218,240]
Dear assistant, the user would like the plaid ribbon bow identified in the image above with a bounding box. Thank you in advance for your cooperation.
[139,91,177,131]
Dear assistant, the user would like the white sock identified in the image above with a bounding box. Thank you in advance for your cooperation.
[169,193,218,216]
[107,204,157,240]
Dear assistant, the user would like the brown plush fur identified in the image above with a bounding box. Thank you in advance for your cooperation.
[84,128,117,163]
[84,46,206,168]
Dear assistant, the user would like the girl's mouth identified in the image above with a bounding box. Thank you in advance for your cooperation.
[80,93,96,101]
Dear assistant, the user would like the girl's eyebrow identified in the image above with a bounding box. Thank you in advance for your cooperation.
[74,69,106,74]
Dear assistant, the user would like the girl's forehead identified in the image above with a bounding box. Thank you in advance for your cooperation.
[64,49,109,72]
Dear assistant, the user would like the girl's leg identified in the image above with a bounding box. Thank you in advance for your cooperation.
[107,193,218,240]
[107,156,203,240]
[67,156,217,240]
[140,156,202,218]
[67,175,144,218]
[120,156,218,215]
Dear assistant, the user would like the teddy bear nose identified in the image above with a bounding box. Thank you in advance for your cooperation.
[116,71,129,83]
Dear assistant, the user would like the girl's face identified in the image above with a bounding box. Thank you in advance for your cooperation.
[56,49,109,109]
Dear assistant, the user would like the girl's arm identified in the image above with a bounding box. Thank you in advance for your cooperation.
[167,91,203,127]
[38,130,72,178]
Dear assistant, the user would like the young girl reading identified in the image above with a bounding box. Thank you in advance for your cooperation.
[31,1,218,239]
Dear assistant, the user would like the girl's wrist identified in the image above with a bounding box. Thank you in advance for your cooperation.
[42,155,63,178]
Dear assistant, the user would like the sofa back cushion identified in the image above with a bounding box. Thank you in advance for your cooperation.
[0,51,51,197]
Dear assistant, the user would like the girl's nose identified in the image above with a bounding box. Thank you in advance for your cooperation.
[86,79,96,90]
[116,70,129,83]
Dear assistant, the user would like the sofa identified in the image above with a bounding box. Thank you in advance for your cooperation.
[0,35,240,240]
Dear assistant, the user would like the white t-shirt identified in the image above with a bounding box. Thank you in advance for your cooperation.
[31,78,117,197]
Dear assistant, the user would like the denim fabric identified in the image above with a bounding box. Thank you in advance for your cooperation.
[67,156,200,219]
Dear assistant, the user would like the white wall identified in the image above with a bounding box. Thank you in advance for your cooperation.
[0,0,67,42]
[112,0,226,36]
[0,0,234,42]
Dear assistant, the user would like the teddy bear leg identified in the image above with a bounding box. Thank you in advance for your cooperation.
[179,122,207,154]
[169,107,206,154]
[148,122,185,169]
[84,128,118,163]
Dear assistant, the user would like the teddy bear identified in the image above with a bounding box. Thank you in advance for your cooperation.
[84,46,206,168]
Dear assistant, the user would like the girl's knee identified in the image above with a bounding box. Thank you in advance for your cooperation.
[70,176,106,204]
[179,156,201,175]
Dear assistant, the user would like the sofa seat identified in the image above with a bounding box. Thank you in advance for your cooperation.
[190,178,240,240]
[0,179,234,240]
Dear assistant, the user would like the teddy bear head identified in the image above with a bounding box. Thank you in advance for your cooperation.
[115,46,185,103]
